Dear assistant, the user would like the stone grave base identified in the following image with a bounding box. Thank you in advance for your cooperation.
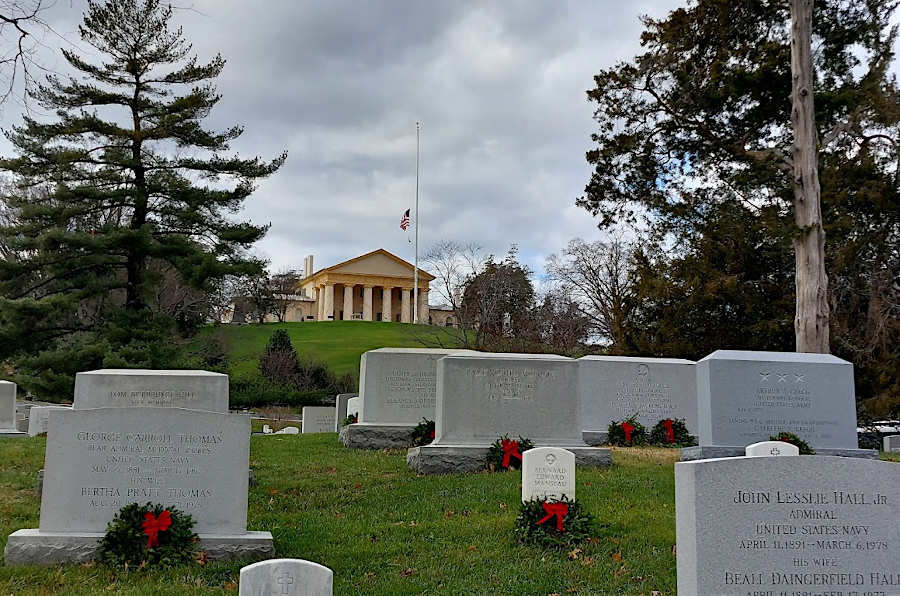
[407,445,613,475]
[680,445,878,461]
[582,431,608,445]
[339,423,414,449]
[0,428,26,436]
[3,529,274,566]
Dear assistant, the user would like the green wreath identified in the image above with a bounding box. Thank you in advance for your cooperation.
[770,431,815,455]
[515,497,596,548]
[486,435,534,470]
[649,418,696,447]
[96,502,198,568]
[410,418,436,447]
[341,413,358,427]
[607,416,648,446]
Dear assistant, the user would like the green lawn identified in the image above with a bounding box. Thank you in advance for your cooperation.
[0,436,679,595]
[2,437,898,594]
[201,321,464,378]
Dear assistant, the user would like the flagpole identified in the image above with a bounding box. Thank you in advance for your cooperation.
[413,122,420,325]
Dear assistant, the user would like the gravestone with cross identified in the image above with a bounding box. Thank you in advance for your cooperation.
[682,350,876,460]
[522,447,575,502]
[239,558,333,595]
[744,440,800,457]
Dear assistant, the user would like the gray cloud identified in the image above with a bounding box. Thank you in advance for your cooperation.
[3,0,686,278]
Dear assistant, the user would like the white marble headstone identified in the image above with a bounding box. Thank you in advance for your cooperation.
[333,393,359,431]
[745,440,800,457]
[27,406,69,437]
[239,558,333,596]
[0,380,16,430]
[301,407,334,434]
[346,397,360,418]
[884,435,900,453]
[522,447,575,502]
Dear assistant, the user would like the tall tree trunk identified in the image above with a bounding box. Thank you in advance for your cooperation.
[790,0,830,353]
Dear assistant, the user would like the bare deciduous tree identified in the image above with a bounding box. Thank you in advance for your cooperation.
[0,0,58,107]
[546,236,636,352]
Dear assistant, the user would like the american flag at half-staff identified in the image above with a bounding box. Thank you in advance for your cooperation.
[400,209,410,230]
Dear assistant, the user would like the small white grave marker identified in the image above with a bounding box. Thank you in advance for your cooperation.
[239,558,333,596]
[277,426,300,435]
[884,435,900,453]
[346,396,360,418]
[521,447,575,502]
[27,406,69,436]
[745,440,800,457]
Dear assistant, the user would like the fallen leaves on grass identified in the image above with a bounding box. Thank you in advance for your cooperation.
[399,568,417,577]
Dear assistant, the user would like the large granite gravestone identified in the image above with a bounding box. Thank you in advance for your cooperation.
[333,393,358,432]
[407,353,611,474]
[884,435,900,453]
[27,405,70,437]
[239,558,333,595]
[301,407,334,434]
[578,356,696,444]
[682,351,876,460]
[522,447,575,503]
[74,369,229,412]
[676,456,900,595]
[0,380,25,436]
[4,407,272,565]
[340,348,474,449]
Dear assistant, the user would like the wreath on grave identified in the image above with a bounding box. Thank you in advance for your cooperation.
[341,414,358,427]
[770,431,815,455]
[486,435,534,471]
[649,418,696,447]
[410,418,436,447]
[96,502,199,568]
[514,496,596,548]
[607,416,648,446]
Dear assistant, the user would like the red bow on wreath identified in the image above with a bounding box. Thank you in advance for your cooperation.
[620,421,634,443]
[500,439,522,467]
[142,510,172,549]
[536,502,568,532]
[429,430,435,440]
[662,419,675,444]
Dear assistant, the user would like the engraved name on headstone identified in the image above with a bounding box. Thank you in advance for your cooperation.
[522,447,575,502]
[39,407,249,534]
[696,351,859,449]
[675,456,900,595]
[74,369,229,412]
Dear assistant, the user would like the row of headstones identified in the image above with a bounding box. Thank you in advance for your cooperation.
[4,369,273,566]
[340,348,870,464]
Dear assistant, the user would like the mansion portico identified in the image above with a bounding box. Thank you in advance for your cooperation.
[297,249,435,323]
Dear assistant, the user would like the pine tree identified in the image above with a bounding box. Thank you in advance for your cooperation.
[0,0,286,398]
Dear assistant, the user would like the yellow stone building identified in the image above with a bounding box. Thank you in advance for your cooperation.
[296,249,437,323]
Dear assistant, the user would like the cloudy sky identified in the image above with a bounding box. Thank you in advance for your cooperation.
[2,0,685,278]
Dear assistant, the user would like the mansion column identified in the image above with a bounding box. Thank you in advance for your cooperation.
[382,287,393,322]
[316,285,324,321]
[418,289,429,324]
[324,283,335,321]
[343,284,355,320]
[401,288,411,323]
[363,286,374,321]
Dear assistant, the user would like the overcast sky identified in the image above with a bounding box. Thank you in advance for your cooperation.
[4,0,685,279]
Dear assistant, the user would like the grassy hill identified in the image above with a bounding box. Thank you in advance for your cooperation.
[200,321,464,380]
